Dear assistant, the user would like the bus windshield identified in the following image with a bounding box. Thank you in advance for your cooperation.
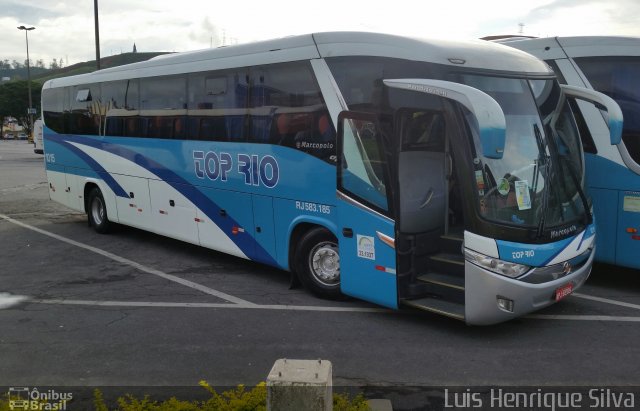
[459,75,587,230]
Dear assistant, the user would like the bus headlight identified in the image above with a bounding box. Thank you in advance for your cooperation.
[464,248,530,278]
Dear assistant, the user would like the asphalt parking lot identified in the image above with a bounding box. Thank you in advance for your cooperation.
[1,140,640,406]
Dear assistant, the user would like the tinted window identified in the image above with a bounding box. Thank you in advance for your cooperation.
[140,76,186,139]
[69,84,101,135]
[326,56,442,112]
[42,87,68,134]
[102,80,139,110]
[252,61,335,162]
[103,80,140,137]
[188,70,248,141]
[340,116,389,212]
[545,59,596,154]
[140,76,186,110]
[575,56,640,164]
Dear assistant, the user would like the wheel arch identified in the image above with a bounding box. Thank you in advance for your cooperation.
[82,178,119,223]
[286,216,338,275]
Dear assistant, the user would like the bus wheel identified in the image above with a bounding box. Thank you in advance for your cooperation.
[88,187,111,234]
[296,228,342,299]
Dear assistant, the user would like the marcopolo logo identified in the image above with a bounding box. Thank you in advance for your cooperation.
[7,387,73,410]
[550,224,578,239]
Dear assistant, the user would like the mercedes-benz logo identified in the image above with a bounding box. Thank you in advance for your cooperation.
[562,261,573,275]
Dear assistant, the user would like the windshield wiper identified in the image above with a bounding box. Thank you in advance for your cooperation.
[531,124,546,200]
[536,152,552,239]
[533,124,551,239]
[548,126,592,226]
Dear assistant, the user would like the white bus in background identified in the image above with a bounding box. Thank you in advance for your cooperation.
[33,118,44,154]
[499,36,640,270]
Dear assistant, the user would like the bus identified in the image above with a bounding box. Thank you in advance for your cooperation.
[40,32,621,325]
[499,36,639,270]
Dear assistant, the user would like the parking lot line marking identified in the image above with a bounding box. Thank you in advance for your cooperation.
[0,213,256,306]
[527,314,640,322]
[28,299,640,321]
[31,298,390,313]
[0,293,29,309]
[572,292,640,311]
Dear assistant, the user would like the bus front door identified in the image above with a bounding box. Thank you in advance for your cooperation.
[336,112,398,309]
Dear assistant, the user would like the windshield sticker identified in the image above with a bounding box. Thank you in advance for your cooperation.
[497,178,510,196]
[623,195,640,213]
[515,180,532,211]
[357,235,376,260]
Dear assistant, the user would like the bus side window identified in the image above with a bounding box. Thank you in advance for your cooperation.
[103,79,140,138]
[69,84,101,136]
[340,118,389,212]
[574,56,640,164]
[568,99,597,154]
[140,75,186,140]
[187,70,248,141]
[248,62,335,160]
[43,87,68,134]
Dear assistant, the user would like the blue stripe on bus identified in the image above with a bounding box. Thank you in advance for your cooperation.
[576,221,596,251]
[46,136,129,198]
[47,134,278,267]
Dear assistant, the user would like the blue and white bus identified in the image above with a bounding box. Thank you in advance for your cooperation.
[500,36,639,270]
[41,32,620,325]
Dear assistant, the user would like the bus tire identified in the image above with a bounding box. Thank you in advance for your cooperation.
[87,187,111,234]
[296,227,342,299]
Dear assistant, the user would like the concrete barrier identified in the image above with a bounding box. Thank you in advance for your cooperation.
[267,359,332,411]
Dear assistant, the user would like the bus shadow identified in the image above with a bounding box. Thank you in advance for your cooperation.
[587,262,640,291]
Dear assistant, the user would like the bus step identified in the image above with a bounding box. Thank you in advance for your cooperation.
[417,272,464,290]
[402,297,465,321]
[428,252,465,276]
[416,272,464,304]
[440,234,463,254]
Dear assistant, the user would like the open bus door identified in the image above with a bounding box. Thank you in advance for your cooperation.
[336,79,508,314]
[336,112,399,308]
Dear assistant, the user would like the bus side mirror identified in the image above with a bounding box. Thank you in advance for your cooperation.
[383,79,506,159]
[561,85,623,146]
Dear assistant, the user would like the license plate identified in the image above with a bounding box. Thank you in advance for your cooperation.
[555,283,573,301]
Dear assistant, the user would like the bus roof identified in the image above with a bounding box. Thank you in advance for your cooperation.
[44,31,552,89]
[495,36,640,59]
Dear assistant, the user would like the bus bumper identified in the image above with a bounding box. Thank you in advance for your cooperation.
[463,247,595,325]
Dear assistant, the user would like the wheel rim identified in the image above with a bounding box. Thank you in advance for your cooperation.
[91,196,105,226]
[308,241,340,286]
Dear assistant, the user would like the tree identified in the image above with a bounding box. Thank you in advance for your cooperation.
[0,81,42,135]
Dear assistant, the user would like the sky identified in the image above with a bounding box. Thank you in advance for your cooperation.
[1,0,639,67]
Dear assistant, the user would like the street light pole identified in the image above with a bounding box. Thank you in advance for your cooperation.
[94,0,100,70]
[17,25,35,135]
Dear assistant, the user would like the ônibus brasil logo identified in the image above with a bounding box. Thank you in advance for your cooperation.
[7,387,73,410]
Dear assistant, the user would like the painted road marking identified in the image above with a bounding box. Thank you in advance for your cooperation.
[0,293,29,309]
[3,215,640,321]
[572,292,640,311]
[30,298,388,313]
[0,213,255,306]
[526,314,640,322]
[26,298,640,321]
